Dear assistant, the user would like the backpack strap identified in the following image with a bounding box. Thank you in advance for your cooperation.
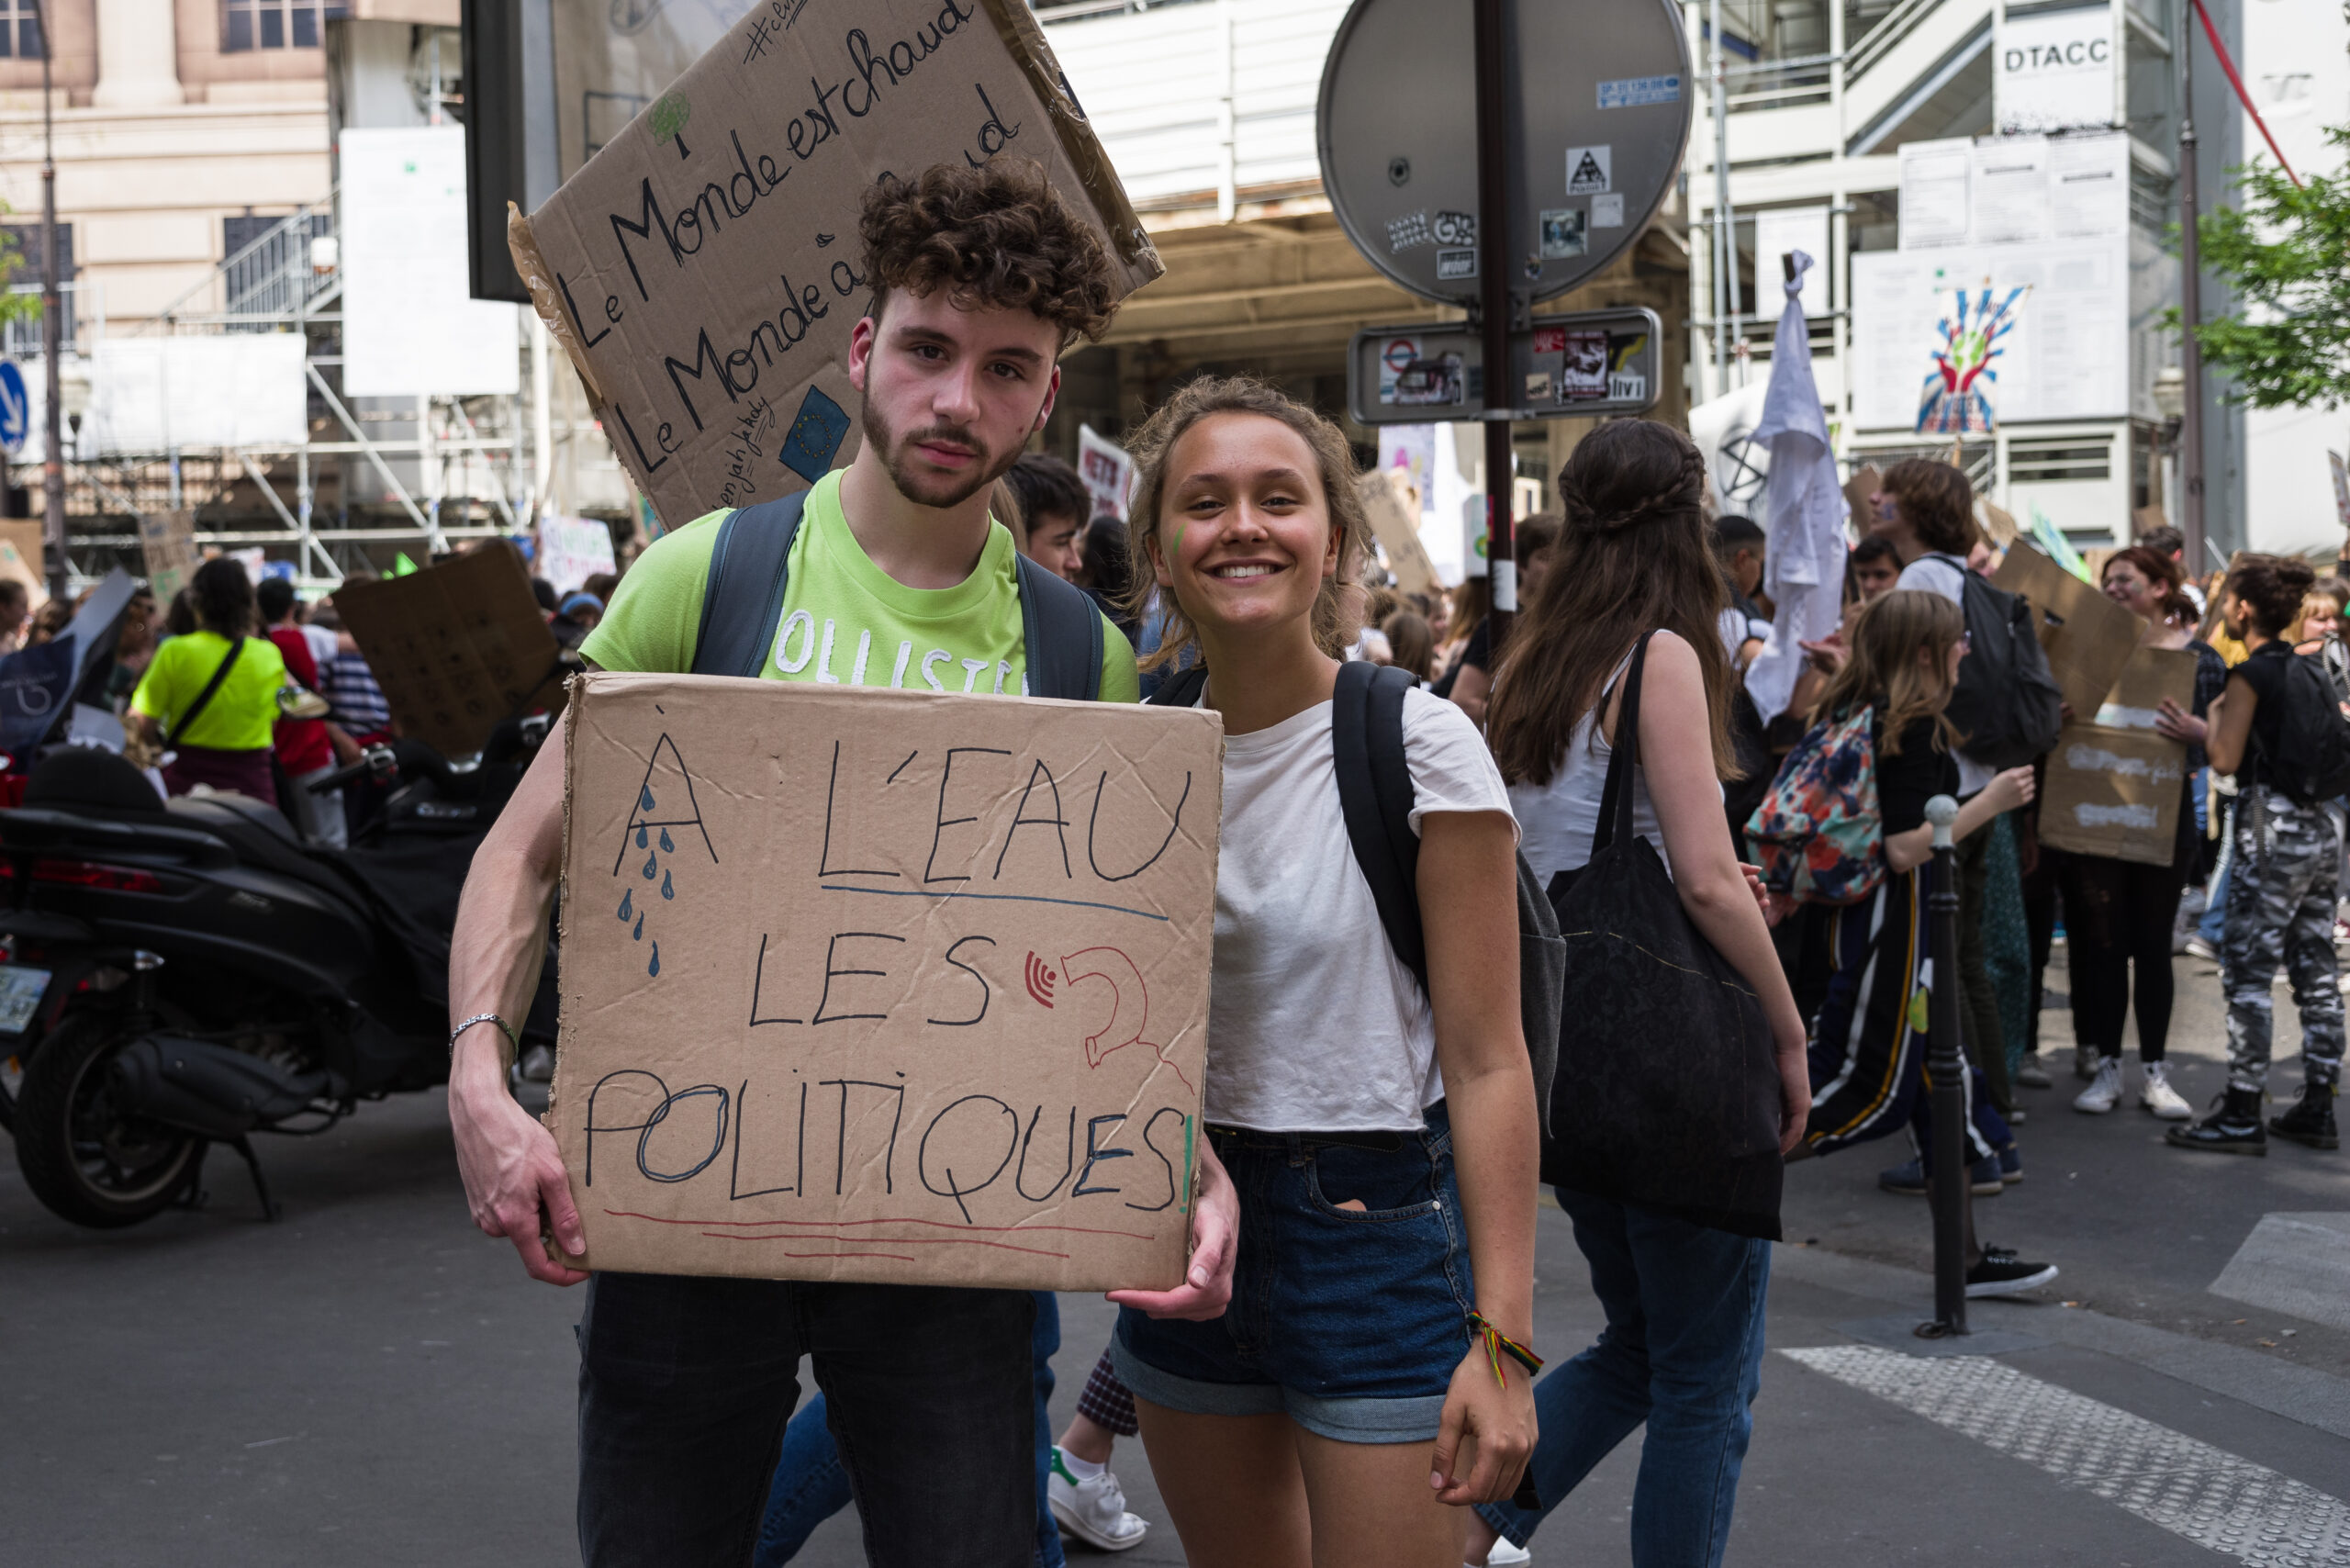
[167,636,247,747]
[1013,554,1103,701]
[1332,660,1431,994]
[691,491,808,678]
[1144,664,1210,710]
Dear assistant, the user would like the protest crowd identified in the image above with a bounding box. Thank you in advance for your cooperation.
[5,24,2342,1568]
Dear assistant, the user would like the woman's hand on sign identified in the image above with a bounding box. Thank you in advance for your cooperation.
[1430,1341,1538,1506]
[2155,696,2209,745]
[1107,1137,1237,1320]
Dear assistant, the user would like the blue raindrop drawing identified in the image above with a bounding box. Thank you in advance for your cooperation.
[647,941,661,978]
[643,849,658,879]
[641,785,656,811]
[659,827,675,853]
[613,734,714,982]
[636,825,648,849]
[633,913,644,941]
[661,869,675,900]
[617,889,633,922]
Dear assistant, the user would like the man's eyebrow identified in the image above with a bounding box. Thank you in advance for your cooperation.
[891,326,1046,365]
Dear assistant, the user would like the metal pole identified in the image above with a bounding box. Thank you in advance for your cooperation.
[1473,0,1516,645]
[2178,0,2207,570]
[36,0,63,603]
[1709,0,1731,397]
[1923,793,1969,1337]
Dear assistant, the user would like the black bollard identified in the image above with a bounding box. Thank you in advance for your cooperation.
[1921,794,1968,1338]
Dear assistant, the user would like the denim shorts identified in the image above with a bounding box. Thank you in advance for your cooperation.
[1112,1101,1473,1443]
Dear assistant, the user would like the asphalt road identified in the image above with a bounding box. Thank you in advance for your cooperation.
[4,947,2348,1566]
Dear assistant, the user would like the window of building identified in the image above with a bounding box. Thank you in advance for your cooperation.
[0,0,41,59]
[222,0,348,52]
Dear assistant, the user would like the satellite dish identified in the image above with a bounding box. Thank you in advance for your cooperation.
[1316,0,1693,307]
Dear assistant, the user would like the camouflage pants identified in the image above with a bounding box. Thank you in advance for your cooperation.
[2221,790,2346,1092]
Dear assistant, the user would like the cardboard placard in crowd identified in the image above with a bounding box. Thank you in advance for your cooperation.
[1358,469,1440,597]
[536,515,619,597]
[136,510,199,606]
[508,0,1163,532]
[2092,644,2198,732]
[549,673,1223,1290]
[2037,719,2188,866]
[333,544,567,759]
[0,520,45,610]
[1992,541,2141,716]
[1841,464,1883,530]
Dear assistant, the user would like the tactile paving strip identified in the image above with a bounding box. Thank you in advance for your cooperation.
[1782,1345,2350,1567]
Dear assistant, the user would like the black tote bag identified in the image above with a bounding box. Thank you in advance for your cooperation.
[1539,633,1785,1240]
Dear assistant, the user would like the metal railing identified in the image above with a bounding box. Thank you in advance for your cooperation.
[140,188,340,333]
[1844,0,1952,80]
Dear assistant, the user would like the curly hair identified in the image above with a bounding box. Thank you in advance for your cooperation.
[2226,553,2317,639]
[860,160,1118,345]
[1118,375,1371,669]
[1881,458,1977,555]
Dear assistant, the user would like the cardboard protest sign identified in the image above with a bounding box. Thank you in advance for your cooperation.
[1992,541,2141,716]
[0,520,44,611]
[550,673,1222,1290]
[509,0,1163,532]
[2038,720,2187,866]
[1358,469,1440,596]
[2091,644,2197,734]
[135,510,198,605]
[1078,425,1133,523]
[536,515,618,596]
[1841,464,1883,531]
[333,544,567,758]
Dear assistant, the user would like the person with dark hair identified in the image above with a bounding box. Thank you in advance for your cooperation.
[1851,534,1901,601]
[530,577,558,616]
[1002,453,1091,583]
[1436,514,1560,722]
[0,577,28,657]
[129,557,289,802]
[1382,609,1436,683]
[1711,514,1770,666]
[547,592,602,651]
[444,160,1235,1568]
[2171,554,2343,1155]
[1115,374,1537,1564]
[257,575,351,847]
[2051,546,2223,1119]
[1472,421,1808,1568]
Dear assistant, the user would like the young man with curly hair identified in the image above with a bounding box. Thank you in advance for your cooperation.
[443,160,1237,1568]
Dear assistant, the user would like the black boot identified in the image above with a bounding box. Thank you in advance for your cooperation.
[2270,1083,2339,1150]
[2166,1085,2268,1155]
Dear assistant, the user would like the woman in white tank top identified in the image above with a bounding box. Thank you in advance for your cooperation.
[1469,420,1808,1568]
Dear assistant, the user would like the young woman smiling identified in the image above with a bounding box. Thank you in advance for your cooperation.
[1112,377,1539,1568]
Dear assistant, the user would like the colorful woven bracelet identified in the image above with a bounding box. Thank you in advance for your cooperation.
[1466,1311,1544,1387]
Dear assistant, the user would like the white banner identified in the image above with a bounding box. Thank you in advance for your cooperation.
[1996,6,2114,136]
[83,336,309,455]
[538,515,618,596]
[1753,207,1831,319]
[341,126,522,398]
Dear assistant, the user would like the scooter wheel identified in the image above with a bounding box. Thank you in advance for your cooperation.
[15,1009,202,1229]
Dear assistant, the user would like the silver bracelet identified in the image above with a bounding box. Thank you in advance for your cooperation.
[450,1013,518,1055]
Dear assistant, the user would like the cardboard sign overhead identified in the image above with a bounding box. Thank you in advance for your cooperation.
[510,0,1163,531]
[333,544,568,757]
[2092,644,2198,733]
[1992,541,2142,716]
[2038,720,2187,867]
[550,673,1223,1290]
[0,521,44,612]
[1358,469,1439,596]
[136,510,198,607]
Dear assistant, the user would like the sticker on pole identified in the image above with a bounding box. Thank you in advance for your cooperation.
[0,363,27,456]
[1565,145,1612,195]
[1597,73,1683,108]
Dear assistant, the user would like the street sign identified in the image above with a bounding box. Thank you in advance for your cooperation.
[1316,0,1692,308]
[0,363,27,455]
[1347,308,1664,426]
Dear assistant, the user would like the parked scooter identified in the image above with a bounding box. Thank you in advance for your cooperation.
[0,721,556,1228]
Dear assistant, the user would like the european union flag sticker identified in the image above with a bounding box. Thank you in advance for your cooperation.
[779,386,852,483]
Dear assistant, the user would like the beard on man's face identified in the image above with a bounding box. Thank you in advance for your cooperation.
[860,398,1015,510]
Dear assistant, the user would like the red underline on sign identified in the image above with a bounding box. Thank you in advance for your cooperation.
[603,1209,1156,1241]
[702,1231,1074,1259]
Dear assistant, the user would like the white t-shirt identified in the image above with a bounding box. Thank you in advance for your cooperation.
[1897,554,1996,796]
[1200,686,1516,1131]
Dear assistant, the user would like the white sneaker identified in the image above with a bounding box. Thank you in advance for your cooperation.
[2075,1057,2122,1114]
[1472,1539,1533,1567]
[1048,1448,1148,1552]
[2140,1062,2193,1120]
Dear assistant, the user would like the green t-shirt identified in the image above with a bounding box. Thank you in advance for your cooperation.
[129,630,288,751]
[582,472,1139,701]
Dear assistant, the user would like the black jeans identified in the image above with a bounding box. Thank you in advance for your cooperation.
[2051,849,2188,1062]
[576,1272,1035,1567]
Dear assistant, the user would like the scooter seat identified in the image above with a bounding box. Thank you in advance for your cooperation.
[167,795,370,913]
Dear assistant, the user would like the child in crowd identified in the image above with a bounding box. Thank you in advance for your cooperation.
[1114,375,1539,1563]
[1796,589,2057,1294]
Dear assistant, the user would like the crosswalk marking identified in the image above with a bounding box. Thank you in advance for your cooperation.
[1782,1345,2350,1566]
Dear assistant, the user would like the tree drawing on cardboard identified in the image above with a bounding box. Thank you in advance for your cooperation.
[1916,286,2025,435]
